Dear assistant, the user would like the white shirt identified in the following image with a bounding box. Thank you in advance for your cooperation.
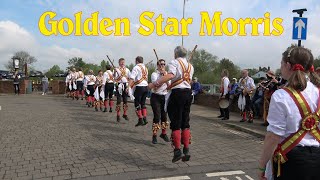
[239,76,256,90]
[65,74,71,84]
[76,71,84,81]
[168,57,194,89]
[151,70,168,95]
[222,77,230,96]
[114,67,130,83]
[84,75,96,86]
[267,81,320,147]
[130,63,148,87]
[102,70,114,85]
[70,72,77,82]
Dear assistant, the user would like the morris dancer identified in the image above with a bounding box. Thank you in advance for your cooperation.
[149,46,194,163]
[217,69,230,120]
[114,58,131,122]
[94,70,104,111]
[75,67,85,100]
[238,69,256,123]
[102,65,115,113]
[84,70,96,107]
[150,59,170,144]
[65,70,72,98]
[70,68,77,99]
[128,56,149,127]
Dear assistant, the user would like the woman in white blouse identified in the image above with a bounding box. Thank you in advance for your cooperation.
[258,47,320,180]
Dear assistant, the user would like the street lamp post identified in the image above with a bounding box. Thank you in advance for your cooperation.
[182,0,186,46]
[292,8,307,47]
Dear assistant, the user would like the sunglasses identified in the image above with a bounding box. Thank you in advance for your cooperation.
[159,63,166,66]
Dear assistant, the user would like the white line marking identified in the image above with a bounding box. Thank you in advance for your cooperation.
[245,175,254,180]
[149,176,190,180]
[236,176,242,180]
[206,170,245,177]
[220,178,229,180]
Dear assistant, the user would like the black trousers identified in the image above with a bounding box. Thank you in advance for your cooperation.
[244,93,253,112]
[14,84,20,94]
[76,81,84,91]
[104,83,114,99]
[219,94,229,118]
[167,88,192,131]
[116,83,128,104]
[151,93,167,123]
[87,85,95,96]
[274,146,320,180]
[134,86,148,110]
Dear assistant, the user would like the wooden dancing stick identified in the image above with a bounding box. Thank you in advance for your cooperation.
[153,49,159,61]
[106,55,120,77]
[188,45,198,62]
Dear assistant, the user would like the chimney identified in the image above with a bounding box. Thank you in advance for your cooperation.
[268,66,270,71]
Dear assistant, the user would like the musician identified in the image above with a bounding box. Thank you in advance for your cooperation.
[218,69,230,120]
[75,67,85,100]
[228,78,239,103]
[148,46,194,163]
[94,70,104,112]
[150,59,170,144]
[84,70,96,107]
[65,70,72,98]
[259,71,279,126]
[252,77,266,119]
[258,47,320,180]
[102,65,115,113]
[191,77,201,104]
[238,69,256,123]
[114,58,131,122]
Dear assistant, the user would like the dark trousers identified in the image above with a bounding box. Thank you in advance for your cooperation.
[87,85,95,96]
[134,86,148,110]
[244,93,253,112]
[14,84,20,94]
[274,146,320,180]
[167,89,192,131]
[104,83,114,99]
[151,93,167,123]
[219,94,229,118]
[76,81,84,91]
[116,83,128,104]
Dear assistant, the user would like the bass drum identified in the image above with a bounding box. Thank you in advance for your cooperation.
[219,98,230,109]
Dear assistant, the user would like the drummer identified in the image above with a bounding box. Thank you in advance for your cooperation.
[217,69,230,120]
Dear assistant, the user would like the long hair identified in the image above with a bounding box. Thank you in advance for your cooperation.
[282,47,320,91]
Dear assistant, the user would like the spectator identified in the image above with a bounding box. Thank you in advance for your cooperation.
[228,78,239,101]
[191,77,201,103]
[42,75,49,95]
[13,71,21,95]
[251,77,266,119]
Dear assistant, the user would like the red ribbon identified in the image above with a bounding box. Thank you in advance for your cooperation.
[292,64,305,71]
[309,65,315,72]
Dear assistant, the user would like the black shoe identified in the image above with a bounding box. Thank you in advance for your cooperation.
[135,118,144,127]
[152,135,157,144]
[261,122,269,126]
[100,107,103,111]
[172,149,182,163]
[76,97,79,100]
[217,115,224,118]
[160,134,170,142]
[86,102,88,105]
[109,108,112,113]
[103,108,107,112]
[240,119,247,122]
[143,118,148,125]
[123,115,129,121]
[81,98,83,100]
[222,117,229,120]
[182,148,191,162]
[95,107,98,112]
[87,103,91,107]
[248,119,253,123]
[117,116,120,122]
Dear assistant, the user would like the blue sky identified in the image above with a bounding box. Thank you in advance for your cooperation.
[0,0,319,73]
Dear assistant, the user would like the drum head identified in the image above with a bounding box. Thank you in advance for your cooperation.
[219,99,229,109]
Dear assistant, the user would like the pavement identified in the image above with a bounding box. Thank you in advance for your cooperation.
[0,93,266,180]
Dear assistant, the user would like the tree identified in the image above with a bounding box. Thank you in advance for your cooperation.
[5,51,37,72]
[216,58,241,80]
[146,63,156,82]
[67,57,85,70]
[314,56,320,68]
[45,65,63,78]
[126,63,135,71]
[100,60,107,71]
[190,49,218,73]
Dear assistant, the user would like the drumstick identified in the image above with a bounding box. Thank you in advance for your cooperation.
[153,49,159,61]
